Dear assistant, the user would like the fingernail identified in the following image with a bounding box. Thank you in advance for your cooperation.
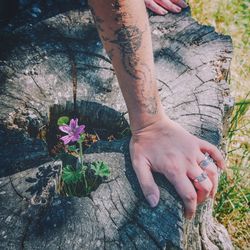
[182,2,188,8]
[162,10,168,15]
[175,7,181,12]
[146,194,158,207]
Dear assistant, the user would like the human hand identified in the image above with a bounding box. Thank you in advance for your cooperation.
[144,0,188,15]
[129,115,226,219]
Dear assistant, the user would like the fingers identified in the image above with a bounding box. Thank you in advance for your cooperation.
[198,139,226,170]
[196,152,219,199]
[144,0,168,15]
[187,164,213,204]
[145,0,188,15]
[171,0,188,9]
[166,173,197,219]
[132,159,160,207]
[155,0,182,13]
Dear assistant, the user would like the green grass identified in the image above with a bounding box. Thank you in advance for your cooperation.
[214,96,250,249]
[188,1,250,249]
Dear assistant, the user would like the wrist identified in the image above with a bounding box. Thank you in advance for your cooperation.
[129,104,171,134]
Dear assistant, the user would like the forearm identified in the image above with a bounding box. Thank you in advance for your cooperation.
[88,0,166,131]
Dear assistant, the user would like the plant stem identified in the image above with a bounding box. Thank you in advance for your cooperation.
[82,173,88,194]
[91,175,98,190]
[78,140,88,193]
[78,141,84,167]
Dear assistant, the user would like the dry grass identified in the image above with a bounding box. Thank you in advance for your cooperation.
[188,0,250,249]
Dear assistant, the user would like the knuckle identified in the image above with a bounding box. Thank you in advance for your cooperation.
[208,168,217,177]
[185,156,196,165]
[167,155,180,167]
[166,164,182,180]
[211,144,219,153]
[184,192,197,203]
[148,2,156,8]
[188,208,196,215]
[172,0,180,4]
[203,183,213,193]
[132,158,141,169]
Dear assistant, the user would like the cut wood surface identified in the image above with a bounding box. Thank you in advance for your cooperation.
[0,3,234,250]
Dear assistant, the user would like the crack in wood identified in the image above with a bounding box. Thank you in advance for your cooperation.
[77,64,114,71]
[81,51,112,64]
[9,176,28,201]
[180,112,220,122]
[157,78,173,94]
[173,100,195,109]
[30,75,47,98]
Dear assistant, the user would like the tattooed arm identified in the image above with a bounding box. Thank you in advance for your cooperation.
[89,0,226,219]
[89,0,165,130]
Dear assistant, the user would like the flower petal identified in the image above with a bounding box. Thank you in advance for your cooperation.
[69,119,77,129]
[60,135,72,145]
[75,125,85,135]
[71,134,80,142]
[75,118,79,127]
[59,125,71,134]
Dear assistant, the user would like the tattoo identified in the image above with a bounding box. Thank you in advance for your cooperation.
[89,1,158,115]
[89,5,105,32]
[111,0,121,10]
[107,48,115,61]
[110,25,158,114]
[110,26,142,78]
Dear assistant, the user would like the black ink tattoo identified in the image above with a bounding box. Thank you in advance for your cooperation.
[110,25,158,114]
[89,5,104,32]
[110,25,142,78]
[107,48,115,61]
[89,1,158,115]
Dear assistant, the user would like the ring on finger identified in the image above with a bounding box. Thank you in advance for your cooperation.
[193,172,208,183]
[199,152,214,170]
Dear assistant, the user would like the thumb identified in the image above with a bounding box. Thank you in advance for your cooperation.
[132,159,160,207]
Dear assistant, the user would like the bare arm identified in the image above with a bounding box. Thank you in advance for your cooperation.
[88,0,165,131]
[88,0,226,219]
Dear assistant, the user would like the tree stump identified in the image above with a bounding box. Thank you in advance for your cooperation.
[0,3,235,249]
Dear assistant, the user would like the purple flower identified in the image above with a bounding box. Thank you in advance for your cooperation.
[59,118,85,144]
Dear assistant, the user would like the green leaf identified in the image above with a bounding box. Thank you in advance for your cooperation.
[62,165,82,184]
[78,133,86,143]
[57,116,69,126]
[68,145,77,151]
[80,164,88,174]
[90,161,110,177]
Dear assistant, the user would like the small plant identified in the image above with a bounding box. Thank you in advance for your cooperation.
[56,116,111,197]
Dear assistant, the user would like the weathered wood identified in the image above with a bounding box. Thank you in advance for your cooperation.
[0,4,234,250]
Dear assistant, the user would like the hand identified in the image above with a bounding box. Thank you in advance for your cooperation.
[144,0,188,15]
[129,115,226,219]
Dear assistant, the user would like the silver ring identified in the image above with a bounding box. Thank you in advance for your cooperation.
[199,152,214,170]
[193,172,208,183]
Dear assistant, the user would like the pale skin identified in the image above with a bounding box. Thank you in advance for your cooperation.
[88,0,226,219]
[144,0,188,15]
